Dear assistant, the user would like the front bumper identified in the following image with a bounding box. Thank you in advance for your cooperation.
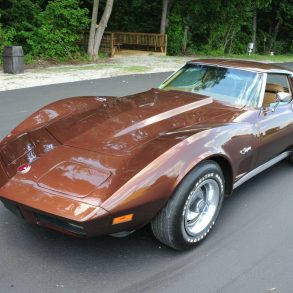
[0,197,112,237]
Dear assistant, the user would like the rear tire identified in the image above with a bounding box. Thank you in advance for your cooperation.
[151,161,224,251]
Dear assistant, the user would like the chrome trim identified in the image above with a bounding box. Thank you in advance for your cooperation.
[267,69,293,75]
[257,73,267,108]
[158,64,186,88]
[233,151,291,189]
[240,146,252,155]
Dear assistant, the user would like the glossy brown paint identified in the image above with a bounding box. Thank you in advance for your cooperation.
[0,59,293,237]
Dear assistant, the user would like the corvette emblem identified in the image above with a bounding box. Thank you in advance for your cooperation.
[17,164,31,174]
[240,146,252,155]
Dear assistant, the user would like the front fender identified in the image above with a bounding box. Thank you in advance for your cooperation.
[8,96,115,138]
[100,123,255,228]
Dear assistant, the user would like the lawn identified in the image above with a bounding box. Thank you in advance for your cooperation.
[195,53,293,63]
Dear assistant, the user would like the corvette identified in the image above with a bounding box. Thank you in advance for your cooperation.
[0,59,292,250]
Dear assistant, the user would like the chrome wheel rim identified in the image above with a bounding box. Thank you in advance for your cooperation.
[184,178,220,236]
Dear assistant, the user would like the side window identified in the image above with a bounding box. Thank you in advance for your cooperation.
[263,74,291,107]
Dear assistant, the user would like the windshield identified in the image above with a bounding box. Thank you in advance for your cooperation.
[159,64,263,108]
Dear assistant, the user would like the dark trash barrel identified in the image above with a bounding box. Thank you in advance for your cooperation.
[3,46,24,74]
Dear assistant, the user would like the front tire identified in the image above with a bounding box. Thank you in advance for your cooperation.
[289,152,293,163]
[151,161,224,251]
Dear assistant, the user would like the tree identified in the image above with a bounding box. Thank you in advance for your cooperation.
[160,0,175,34]
[252,4,257,53]
[1,0,293,59]
[160,0,168,34]
[0,0,41,53]
[88,0,99,56]
[107,0,161,33]
[256,0,293,54]
[251,0,272,53]
[27,0,89,60]
[88,0,114,60]
[267,0,292,53]
[166,0,200,54]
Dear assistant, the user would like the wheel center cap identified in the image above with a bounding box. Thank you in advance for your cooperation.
[196,199,207,213]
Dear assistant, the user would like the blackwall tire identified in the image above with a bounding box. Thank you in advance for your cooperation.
[151,160,225,251]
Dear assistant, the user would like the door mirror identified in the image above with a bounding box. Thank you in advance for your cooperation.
[276,92,292,103]
[270,92,292,112]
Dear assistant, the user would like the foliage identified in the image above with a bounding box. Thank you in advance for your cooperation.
[0,0,293,61]
[27,0,89,60]
[0,0,89,61]
[166,9,184,55]
[0,24,16,59]
[108,0,161,33]
[0,0,41,54]
[0,24,5,56]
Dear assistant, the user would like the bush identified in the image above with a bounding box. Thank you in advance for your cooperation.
[0,24,5,54]
[167,12,184,55]
[27,0,89,60]
[290,41,293,54]
[0,24,16,61]
[0,0,41,54]
[273,40,288,54]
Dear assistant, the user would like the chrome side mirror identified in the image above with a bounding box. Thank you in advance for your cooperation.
[276,92,292,103]
[271,92,292,112]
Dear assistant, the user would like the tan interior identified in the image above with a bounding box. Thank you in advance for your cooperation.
[263,83,285,106]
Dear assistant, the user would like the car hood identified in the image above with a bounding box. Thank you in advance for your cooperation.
[0,89,249,215]
[46,89,241,155]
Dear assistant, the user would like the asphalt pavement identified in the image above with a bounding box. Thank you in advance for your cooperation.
[0,65,293,293]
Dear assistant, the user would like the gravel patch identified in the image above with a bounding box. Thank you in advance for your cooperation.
[0,55,190,92]
[1,54,290,92]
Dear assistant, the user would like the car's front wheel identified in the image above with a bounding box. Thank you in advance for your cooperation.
[289,152,293,163]
[151,161,224,250]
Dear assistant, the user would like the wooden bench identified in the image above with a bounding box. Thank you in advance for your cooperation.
[100,32,167,56]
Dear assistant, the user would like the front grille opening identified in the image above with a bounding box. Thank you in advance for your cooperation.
[36,213,86,236]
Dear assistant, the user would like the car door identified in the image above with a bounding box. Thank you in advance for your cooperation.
[255,73,293,166]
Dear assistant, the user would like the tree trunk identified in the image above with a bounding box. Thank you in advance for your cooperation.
[160,0,168,34]
[88,0,100,56]
[182,24,189,53]
[228,30,236,54]
[268,20,281,53]
[223,25,232,53]
[165,0,176,29]
[265,22,273,54]
[92,0,114,60]
[252,6,257,53]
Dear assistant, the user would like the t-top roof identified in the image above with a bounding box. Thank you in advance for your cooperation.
[188,59,292,74]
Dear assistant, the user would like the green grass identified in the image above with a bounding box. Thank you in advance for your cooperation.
[36,63,150,74]
[123,65,150,73]
[194,53,293,62]
[45,63,114,72]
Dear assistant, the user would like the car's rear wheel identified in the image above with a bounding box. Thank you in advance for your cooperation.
[151,161,224,250]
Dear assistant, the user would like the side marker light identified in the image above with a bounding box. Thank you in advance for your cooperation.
[112,214,133,225]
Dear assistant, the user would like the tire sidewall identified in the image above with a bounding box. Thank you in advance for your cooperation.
[172,162,224,249]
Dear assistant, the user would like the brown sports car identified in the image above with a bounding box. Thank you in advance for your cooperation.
[0,59,293,250]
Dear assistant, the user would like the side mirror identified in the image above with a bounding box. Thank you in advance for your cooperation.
[271,92,292,112]
[276,92,292,103]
